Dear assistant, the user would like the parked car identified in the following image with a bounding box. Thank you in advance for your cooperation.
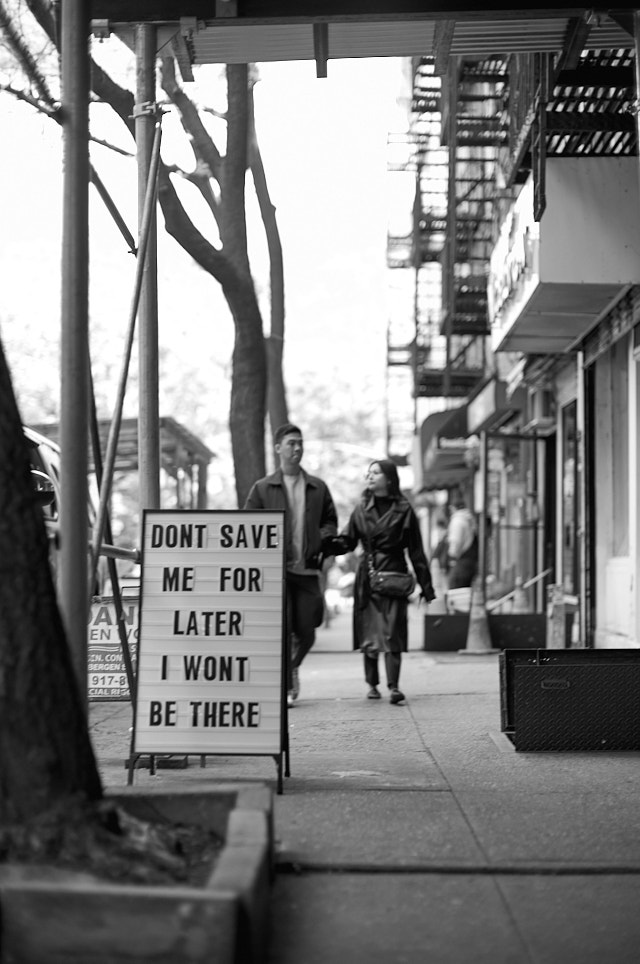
[25,425,103,594]
[25,425,62,554]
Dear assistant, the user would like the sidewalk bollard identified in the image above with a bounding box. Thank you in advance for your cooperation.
[546,583,566,649]
[459,577,499,654]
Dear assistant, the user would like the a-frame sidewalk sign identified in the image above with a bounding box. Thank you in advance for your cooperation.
[128,509,289,793]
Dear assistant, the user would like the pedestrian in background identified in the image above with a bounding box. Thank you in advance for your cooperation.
[447,490,478,590]
[244,423,338,707]
[331,459,436,705]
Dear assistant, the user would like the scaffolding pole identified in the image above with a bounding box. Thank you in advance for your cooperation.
[135,24,161,518]
[60,0,90,702]
[90,118,162,586]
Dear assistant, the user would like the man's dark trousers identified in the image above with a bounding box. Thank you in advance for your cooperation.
[286,570,324,688]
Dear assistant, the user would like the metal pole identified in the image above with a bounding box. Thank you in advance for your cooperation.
[634,13,640,178]
[577,349,587,646]
[90,164,137,255]
[444,62,458,398]
[135,24,161,517]
[478,429,488,594]
[60,0,90,701]
[90,120,162,584]
[197,461,208,509]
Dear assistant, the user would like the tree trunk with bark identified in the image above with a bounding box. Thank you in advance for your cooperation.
[0,343,102,826]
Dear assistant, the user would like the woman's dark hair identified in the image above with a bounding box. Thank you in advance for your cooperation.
[369,459,401,498]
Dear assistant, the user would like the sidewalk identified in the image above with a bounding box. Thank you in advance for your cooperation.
[89,604,640,963]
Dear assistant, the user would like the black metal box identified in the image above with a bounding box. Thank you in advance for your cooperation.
[424,614,468,651]
[500,649,640,751]
[425,614,572,653]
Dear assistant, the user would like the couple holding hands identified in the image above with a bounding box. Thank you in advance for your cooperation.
[245,423,436,707]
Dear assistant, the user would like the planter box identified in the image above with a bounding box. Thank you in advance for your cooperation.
[0,783,273,964]
[423,613,572,652]
[423,613,469,651]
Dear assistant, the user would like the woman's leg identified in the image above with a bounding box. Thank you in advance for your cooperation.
[363,652,380,687]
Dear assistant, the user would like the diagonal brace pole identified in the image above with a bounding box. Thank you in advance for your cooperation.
[89,118,162,591]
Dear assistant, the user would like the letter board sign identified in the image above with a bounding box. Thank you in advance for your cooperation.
[131,509,286,771]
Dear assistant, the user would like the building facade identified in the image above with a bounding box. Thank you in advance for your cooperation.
[392,21,640,648]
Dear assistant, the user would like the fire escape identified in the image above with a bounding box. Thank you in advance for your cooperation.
[385,14,635,463]
[385,54,506,444]
[385,129,422,462]
[440,56,507,394]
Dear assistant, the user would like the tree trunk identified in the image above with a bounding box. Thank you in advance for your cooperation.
[248,85,288,439]
[225,280,267,506]
[266,335,288,436]
[0,342,102,825]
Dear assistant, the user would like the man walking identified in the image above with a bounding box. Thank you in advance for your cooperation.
[244,423,338,705]
[447,490,478,590]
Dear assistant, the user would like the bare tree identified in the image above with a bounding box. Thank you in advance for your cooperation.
[158,58,268,502]
[4,0,290,504]
[0,0,289,853]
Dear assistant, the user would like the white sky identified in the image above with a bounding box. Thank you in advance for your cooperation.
[0,51,412,440]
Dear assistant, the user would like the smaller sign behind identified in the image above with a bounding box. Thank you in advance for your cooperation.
[88,595,138,700]
[133,510,285,757]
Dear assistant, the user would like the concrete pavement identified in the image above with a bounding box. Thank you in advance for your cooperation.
[89,603,640,963]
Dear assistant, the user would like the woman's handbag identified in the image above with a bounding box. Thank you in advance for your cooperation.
[368,567,416,598]
[362,517,417,598]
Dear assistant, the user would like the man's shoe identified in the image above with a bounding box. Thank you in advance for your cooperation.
[367,686,381,700]
[287,693,295,708]
[291,667,300,700]
[389,688,406,705]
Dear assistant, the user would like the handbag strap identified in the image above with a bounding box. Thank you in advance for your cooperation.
[358,510,376,577]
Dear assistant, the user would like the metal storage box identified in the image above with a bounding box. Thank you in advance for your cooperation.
[500,649,640,751]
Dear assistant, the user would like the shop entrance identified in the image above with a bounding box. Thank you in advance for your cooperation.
[485,431,556,615]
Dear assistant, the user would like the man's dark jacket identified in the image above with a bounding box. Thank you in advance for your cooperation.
[244,468,338,570]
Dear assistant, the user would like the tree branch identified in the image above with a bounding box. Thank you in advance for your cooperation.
[159,57,223,182]
[248,83,288,434]
[157,166,234,287]
[1,0,57,110]
[24,0,57,44]
[0,82,59,118]
[248,83,284,336]
[223,63,250,273]
[0,83,134,156]
[163,161,219,220]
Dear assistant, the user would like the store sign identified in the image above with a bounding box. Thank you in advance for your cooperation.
[132,509,286,759]
[88,596,138,700]
[488,177,538,329]
[438,436,467,451]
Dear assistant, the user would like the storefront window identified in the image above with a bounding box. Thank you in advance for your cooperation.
[488,435,538,595]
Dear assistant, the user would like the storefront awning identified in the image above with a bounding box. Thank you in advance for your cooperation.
[468,378,524,434]
[420,405,472,491]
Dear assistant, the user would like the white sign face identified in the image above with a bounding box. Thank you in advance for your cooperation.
[133,510,285,756]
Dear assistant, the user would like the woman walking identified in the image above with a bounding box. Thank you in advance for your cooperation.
[333,460,436,705]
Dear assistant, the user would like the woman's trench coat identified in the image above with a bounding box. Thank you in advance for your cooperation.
[335,494,435,654]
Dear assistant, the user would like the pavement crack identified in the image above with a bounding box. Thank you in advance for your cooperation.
[275,859,640,876]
